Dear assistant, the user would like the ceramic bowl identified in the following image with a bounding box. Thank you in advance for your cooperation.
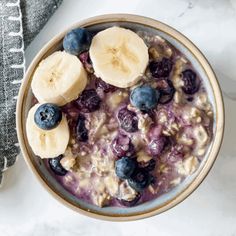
[16,14,224,221]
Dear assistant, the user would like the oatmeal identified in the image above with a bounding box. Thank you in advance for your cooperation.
[26,26,213,208]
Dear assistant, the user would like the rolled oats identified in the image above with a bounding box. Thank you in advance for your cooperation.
[138,113,153,133]
[176,156,199,176]
[106,90,128,109]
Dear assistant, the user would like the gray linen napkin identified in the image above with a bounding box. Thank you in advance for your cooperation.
[0,0,63,186]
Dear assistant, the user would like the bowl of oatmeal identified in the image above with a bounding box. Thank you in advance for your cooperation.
[16,14,224,221]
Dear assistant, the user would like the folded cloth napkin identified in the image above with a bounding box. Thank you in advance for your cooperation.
[0,0,63,186]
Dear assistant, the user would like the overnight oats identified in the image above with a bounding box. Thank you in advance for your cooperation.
[26,26,213,207]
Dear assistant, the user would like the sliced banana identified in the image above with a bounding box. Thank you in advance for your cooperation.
[26,104,70,159]
[89,26,149,88]
[32,51,87,106]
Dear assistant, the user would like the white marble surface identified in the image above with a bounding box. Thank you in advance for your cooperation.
[1,0,236,235]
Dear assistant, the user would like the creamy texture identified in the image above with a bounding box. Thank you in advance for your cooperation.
[44,30,213,207]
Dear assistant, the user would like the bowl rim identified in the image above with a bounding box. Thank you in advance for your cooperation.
[16,13,224,221]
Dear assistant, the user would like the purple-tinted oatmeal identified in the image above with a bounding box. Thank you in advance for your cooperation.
[40,30,213,208]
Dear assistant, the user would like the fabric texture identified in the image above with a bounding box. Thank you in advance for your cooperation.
[0,0,62,186]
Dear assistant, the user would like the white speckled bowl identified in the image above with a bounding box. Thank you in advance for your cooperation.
[16,14,224,221]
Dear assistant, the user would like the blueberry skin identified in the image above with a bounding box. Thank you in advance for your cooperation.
[148,136,167,157]
[117,107,138,133]
[181,69,200,94]
[76,115,88,142]
[149,57,173,78]
[76,89,101,113]
[130,85,160,111]
[63,28,92,55]
[34,103,62,130]
[115,157,137,179]
[48,155,67,176]
[128,169,151,192]
[156,79,176,104]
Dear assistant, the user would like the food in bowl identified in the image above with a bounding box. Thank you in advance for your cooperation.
[26,26,213,208]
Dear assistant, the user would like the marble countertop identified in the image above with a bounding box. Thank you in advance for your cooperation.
[1,0,236,235]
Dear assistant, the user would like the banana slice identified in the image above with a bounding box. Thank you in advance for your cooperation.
[89,27,149,88]
[26,104,70,159]
[32,51,87,106]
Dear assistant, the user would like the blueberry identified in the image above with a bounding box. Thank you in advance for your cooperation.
[181,69,200,94]
[34,103,62,130]
[148,136,166,157]
[156,79,175,104]
[95,78,117,93]
[76,89,101,113]
[128,169,151,192]
[115,157,137,179]
[149,57,173,78]
[76,115,88,142]
[130,85,160,111]
[118,193,141,207]
[111,134,135,158]
[63,28,92,55]
[48,155,67,176]
[117,107,138,133]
